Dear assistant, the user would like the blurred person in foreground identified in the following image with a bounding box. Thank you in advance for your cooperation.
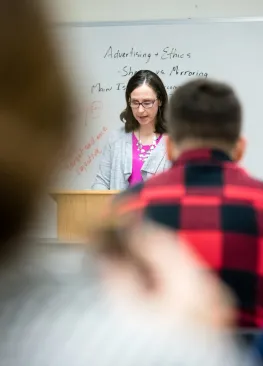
[0,1,258,365]
[112,78,263,329]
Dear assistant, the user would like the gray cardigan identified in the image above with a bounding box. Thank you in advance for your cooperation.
[92,127,170,190]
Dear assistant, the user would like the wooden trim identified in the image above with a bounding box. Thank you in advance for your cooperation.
[50,190,119,200]
[49,190,119,240]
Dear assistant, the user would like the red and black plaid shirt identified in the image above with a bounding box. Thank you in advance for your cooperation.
[114,148,263,328]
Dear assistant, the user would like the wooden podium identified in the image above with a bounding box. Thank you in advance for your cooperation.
[50,190,119,241]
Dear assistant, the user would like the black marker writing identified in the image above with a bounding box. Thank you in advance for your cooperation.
[104,46,151,63]
[169,65,208,78]
[161,47,191,60]
[156,69,165,75]
[116,83,126,91]
[91,83,113,94]
[120,66,166,77]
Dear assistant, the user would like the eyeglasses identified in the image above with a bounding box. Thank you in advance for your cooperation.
[129,99,157,109]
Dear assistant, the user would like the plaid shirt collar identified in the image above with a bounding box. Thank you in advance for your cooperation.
[173,148,233,165]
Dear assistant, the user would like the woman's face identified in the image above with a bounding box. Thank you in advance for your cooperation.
[130,84,160,128]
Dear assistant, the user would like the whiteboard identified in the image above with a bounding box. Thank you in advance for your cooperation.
[53,18,263,190]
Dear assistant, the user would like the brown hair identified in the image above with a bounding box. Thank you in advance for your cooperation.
[0,0,73,139]
[168,79,242,148]
[120,70,168,134]
[0,0,73,250]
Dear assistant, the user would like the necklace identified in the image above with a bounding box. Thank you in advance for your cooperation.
[136,132,158,162]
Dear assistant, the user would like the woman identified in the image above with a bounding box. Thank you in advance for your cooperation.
[92,70,170,190]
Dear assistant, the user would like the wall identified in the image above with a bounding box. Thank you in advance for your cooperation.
[48,0,263,23]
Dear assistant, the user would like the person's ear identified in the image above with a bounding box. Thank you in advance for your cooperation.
[166,135,177,161]
[232,136,246,162]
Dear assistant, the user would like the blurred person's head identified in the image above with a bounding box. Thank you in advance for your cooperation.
[166,79,245,162]
[0,1,73,248]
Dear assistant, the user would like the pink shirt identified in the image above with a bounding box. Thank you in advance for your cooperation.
[128,133,162,186]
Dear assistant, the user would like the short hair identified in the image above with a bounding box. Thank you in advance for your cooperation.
[167,79,242,147]
[120,70,168,134]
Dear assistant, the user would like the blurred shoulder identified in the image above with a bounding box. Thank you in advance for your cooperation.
[7,239,100,280]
